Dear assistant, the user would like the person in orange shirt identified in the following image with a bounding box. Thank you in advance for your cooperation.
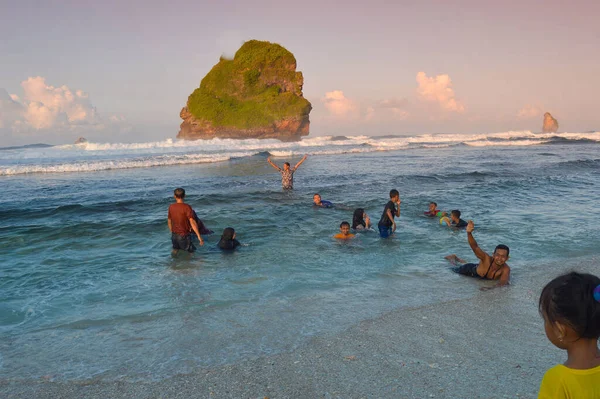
[333,221,355,240]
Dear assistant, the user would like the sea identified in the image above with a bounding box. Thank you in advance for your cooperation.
[0,130,599,382]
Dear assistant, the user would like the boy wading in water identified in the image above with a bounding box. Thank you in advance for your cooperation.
[167,188,203,255]
[377,189,401,238]
[267,155,308,190]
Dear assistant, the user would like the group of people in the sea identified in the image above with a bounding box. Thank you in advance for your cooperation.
[319,188,510,290]
[167,155,600,398]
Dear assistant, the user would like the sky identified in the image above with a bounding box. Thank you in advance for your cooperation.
[1,0,599,146]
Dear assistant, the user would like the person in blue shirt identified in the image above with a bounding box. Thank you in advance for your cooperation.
[313,193,333,208]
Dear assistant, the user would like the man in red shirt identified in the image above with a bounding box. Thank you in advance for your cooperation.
[167,188,203,254]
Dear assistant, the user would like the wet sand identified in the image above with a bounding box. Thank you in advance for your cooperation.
[1,267,564,399]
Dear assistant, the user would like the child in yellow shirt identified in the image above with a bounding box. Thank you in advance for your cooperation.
[538,272,600,398]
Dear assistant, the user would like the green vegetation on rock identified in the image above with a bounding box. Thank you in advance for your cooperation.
[187,40,311,129]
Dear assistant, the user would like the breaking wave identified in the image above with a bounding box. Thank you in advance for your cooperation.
[1,131,598,176]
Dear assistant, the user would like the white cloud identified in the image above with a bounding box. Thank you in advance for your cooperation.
[321,90,358,117]
[0,89,25,129]
[365,106,375,121]
[19,76,99,127]
[517,104,543,119]
[416,71,465,113]
[375,98,410,120]
[0,77,126,144]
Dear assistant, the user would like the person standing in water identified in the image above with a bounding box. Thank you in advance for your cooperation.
[167,188,203,255]
[377,189,401,238]
[267,155,308,190]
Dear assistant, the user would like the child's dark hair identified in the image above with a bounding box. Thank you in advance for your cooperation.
[174,188,185,198]
[284,162,290,167]
[340,221,350,228]
[221,227,235,240]
[451,209,461,218]
[352,208,365,229]
[389,189,399,198]
[539,271,600,339]
[430,202,437,207]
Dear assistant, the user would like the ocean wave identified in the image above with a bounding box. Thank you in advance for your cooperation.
[0,151,257,176]
[1,131,598,175]
[556,158,600,169]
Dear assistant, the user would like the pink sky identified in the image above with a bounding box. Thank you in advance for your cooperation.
[1,0,599,145]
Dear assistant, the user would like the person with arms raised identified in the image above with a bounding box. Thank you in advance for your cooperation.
[267,155,308,190]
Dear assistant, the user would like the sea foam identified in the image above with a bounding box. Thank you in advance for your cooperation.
[1,131,598,176]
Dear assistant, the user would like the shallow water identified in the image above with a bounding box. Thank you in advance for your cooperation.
[0,133,599,381]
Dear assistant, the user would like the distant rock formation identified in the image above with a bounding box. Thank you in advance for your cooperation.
[178,40,311,142]
[542,112,559,133]
[74,137,88,144]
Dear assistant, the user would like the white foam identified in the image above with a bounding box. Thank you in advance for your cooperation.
[1,131,597,175]
[466,139,543,147]
[0,151,256,176]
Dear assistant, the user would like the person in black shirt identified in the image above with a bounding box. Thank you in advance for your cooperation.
[217,227,241,251]
[377,189,401,238]
[442,209,468,228]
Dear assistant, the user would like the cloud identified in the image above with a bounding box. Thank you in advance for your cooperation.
[374,98,410,120]
[517,104,543,119]
[0,89,25,129]
[0,77,127,144]
[19,76,100,128]
[365,106,375,121]
[321,90,358,117]
[416,72,465,113]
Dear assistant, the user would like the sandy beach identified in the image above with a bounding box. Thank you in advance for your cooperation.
[2,260,582,399]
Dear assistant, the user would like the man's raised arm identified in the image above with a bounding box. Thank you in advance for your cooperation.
[294,154,308,170]
[466,220,487,260]
[267,157,281,171]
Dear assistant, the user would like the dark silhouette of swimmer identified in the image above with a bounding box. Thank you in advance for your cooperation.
[217,227,241,251]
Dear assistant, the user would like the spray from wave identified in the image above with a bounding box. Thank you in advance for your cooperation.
[1,131,598,176]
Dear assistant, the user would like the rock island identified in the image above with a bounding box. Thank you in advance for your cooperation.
[178,40,312,141]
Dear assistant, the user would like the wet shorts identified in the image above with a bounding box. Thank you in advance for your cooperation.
[378,224,393,238]
[452,263,481,278]
[171,233,196,252]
